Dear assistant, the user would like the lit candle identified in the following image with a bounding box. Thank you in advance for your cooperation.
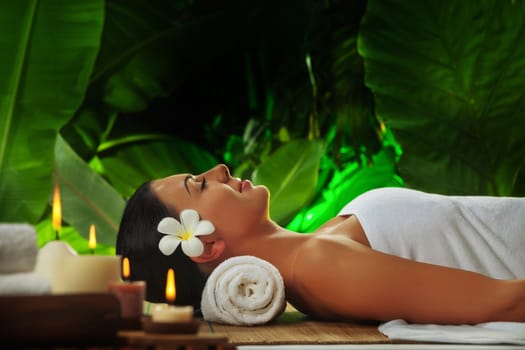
[166,268,176,303]
[123,256,131,281]
[108,257,146,321]
[35,181,78,293]
[150,268,193,323]
[52,181,61,240]
[88,224,96,254]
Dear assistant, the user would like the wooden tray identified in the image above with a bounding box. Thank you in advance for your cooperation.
[119,330,236,349]
[0,293,120,347]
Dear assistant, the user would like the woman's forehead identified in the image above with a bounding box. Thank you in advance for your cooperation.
[151,173,189,195]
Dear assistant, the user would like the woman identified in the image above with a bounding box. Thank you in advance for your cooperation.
[116,164,525,324]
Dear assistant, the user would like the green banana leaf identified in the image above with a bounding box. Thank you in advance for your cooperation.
[94,0,182,112]
[253,139,326,224]
[358,0,525,195]
[54,135,125,247]
[0,0,104,222]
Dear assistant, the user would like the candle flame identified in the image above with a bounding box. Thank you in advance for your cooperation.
[52,182,62,234]
[165,268,176,303]
[88,224,97,250]
[122,257,130,279]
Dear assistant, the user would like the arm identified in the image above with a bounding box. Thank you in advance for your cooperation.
[294,236,525,324]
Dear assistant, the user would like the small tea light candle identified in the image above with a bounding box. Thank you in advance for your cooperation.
[108,257,146,320]
[150,268,193,323]
[151,304,194,323]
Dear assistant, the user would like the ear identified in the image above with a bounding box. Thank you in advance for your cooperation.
[190,239,226,263]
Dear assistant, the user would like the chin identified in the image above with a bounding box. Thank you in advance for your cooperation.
[260,186,271,203]
[256,184,270,196]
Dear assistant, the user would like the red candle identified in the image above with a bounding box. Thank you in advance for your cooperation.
[108,257,146,320]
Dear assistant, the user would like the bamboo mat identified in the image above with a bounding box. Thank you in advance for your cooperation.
[199,308,391,345]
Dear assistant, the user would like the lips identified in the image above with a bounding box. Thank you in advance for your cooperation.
[240,179,252,192]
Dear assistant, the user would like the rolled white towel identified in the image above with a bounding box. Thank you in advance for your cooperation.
[201,256,286,326]
[0,272,52,296]
[0,223,38,273]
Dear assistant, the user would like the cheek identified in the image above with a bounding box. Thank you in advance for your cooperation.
[199,199,240,237]
[198,192,237,223]
[200,190,268,234]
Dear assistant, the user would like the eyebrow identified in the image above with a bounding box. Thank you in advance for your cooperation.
[184,175,192,195]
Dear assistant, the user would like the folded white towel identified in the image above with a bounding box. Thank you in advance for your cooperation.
[0,272,52,296]
[379,319,525,345]
[201,256,286,326]
[0,223,38,273]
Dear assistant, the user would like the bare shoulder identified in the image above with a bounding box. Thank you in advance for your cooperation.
[289,235,374,319]
[296,233,370,266]
[314,215,370,247]
[293,236,355,291]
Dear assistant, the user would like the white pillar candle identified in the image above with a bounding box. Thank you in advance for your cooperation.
[151,303,194,323]
[34,240,78,293]
[59,255,121,293]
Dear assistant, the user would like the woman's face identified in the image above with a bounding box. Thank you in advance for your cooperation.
[151,164,270,240]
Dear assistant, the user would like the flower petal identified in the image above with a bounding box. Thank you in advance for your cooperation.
[157,217,183,235]
[194,220,215,236]
[181,237,204,257]
[180,209,199,232]
[158,235,181,256]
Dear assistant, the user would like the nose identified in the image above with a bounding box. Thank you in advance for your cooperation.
[203,164,231,182]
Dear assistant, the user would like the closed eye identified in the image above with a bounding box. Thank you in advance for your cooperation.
[184,175,192,195]
[184,175,205,196]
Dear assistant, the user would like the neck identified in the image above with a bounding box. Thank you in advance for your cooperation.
[231,219,297,253]
[229,221,309,289]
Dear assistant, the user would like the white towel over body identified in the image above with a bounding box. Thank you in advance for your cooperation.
[201,256,286,326]
[339,187,525,279]
[0,223,39,274]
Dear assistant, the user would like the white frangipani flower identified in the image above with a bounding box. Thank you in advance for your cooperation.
[157,209,215,257]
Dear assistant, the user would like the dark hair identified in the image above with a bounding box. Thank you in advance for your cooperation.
[116,181,206,309]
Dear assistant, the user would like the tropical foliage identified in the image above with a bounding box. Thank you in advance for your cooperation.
[1,0,523,254]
